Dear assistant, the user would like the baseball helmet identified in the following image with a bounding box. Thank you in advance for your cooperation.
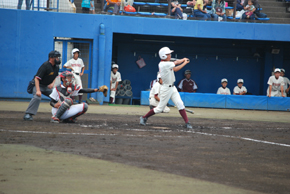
[72,48,80,56]
[48,50,61,58]
[159,47,174,60]
[185,70,191,75]
[60,71,74,85]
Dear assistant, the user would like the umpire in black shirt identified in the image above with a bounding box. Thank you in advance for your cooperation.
[24,50,61,121]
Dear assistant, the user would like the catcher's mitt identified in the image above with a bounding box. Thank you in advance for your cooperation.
[98,85,108,97]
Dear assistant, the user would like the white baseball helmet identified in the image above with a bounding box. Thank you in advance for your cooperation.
[72,48,80,56]
[159,47,174,60]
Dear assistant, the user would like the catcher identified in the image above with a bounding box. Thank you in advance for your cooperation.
[49,71,107,123]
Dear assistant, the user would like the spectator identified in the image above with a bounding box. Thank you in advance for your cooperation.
[178,70,198,93]
[149,74,170,112]
[267,68,285,97]
[90,0,95,14]
[171,0,184,19]
[63,48,85,104]
[217,78,231,95]
[233,79,247,95]
[82,0,91,13]
[17,0,31,10]
[110,64,122,103]
[243,0,267,18]
[23,51,61,121]
[236,0,245,11]
[242,0,256,20]
[194,0,211,19]
[211,0,227,21]
[120,0,134,12]
[106,0,121,14]
[280,68,290,97]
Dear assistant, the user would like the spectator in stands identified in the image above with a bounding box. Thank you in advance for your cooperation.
[217,78,231,95]
[120,0,134,12]
[267,68,285,97]
[194,0,211,19]
[171,0,184,19]
[211,0,227,21]
[17,0,31,10]
[243,0,267,18]
[242,0,256,19]
[233,79,247,95]
[178,70,198,93]
[82,0,91,13]
[236,0,245,11]
[90,0,95,14]
[106,0,121,14]
[280,68,290,97]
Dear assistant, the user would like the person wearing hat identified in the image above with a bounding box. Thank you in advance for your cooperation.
[140,47,192,129]
[23,50,61,121]
[110,64,122,103]
[177,69,198,93]
[217,78,231,95]
[233,79,247,95]
[267,68,285,97]
[63,48,85,104]
[280,69,290,97]
[149,74,170,113]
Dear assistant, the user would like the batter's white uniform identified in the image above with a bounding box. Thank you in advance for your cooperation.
[217,87,231,95]
[233,86,247,94]
[149,82,170,113]
[154,61,185,114]
[64,58,85,95]
[49,85,84,120]
[110,71,122,102]
[267,76,285,97]
[283,77,290,96]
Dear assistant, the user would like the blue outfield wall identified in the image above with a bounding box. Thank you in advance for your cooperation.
[0,8,290,108]
[141,91,290,111]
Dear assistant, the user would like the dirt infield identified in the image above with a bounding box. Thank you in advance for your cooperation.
[0,102,290,194]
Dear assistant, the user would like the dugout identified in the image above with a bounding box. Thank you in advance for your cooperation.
[0,8,290,109]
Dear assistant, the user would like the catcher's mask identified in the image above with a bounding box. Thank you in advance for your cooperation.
[60,71,74,86]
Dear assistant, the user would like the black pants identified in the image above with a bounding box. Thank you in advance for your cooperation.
[82,7,90,14]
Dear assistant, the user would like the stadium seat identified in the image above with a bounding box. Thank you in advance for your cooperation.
[225,6,233,9]
[133,2,146,6]
[181,4,187,7]
[227,16,240,19]
[160,3,168,6]
[138,12,152,15]
[153,13,167,16]
[206,6,212,9]
[124,11,137,15]
[256,18,270,20]
[147,3,161,6]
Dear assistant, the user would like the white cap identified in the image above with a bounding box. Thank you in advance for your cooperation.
[280,68,285,73]
[274,68,281,73]
[157,73,161,80]
[112,64,119,69]
[221,78,228,83]
[237,79,244,83]
[72,48,80,56]
[159,47,174,60]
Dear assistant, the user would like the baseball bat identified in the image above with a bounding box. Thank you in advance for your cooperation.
[185,108,194,114]
[170,58,190,63]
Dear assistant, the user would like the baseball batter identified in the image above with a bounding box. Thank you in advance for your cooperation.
[110,64,122,103]
[140,47,192,129]
[217,78,231,95]
[267,68,285,97]
[233,79,247,95]
[149,74,170,113]
[63,48,85,103]
[50,71,107,123]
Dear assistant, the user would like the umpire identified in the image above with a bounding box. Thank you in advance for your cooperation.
[23,50,61,121]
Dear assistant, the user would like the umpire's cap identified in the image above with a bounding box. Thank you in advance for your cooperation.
[48,50,61,58]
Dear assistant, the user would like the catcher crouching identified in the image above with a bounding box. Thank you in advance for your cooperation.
[49,71,108,123]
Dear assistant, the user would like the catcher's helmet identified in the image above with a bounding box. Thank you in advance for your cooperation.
[48,50,61,58]
[185,70,191,75]
[60,71,74,85]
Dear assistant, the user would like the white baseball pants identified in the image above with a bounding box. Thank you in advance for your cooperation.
[51,103,85,120]
[73,73,83,95]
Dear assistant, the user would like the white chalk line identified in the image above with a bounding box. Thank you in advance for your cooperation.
[1,128,289,148]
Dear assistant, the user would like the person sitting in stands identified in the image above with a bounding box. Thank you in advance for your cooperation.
[194,0,211,19]
[171,0,184,19]
[236,0,245,11]
[211,0,227,21]
[106,0,121,14]
[233,79,247,95]
[217,78,231,95]
[242,0,256,19]
[177,70,198,93]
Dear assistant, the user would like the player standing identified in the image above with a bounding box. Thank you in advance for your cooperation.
[50,71,107,123]
[63,48,85,103]
[110,64,122,103]
[140,47,193,129]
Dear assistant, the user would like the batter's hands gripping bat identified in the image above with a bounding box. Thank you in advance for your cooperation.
[170,58,190,63]
[185,108,194,114]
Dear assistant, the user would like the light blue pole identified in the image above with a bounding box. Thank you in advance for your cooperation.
[95,23,106,105]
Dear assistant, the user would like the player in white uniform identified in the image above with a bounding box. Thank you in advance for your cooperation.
[280,68,290,97]
[140,47,192,129]
[110,64,122,103]
[233,79,247,95]
[267,68,285,97]
[50,71,107,123]
[217,78,231,95]
[63,48,85,103]
[149,74,170,113]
